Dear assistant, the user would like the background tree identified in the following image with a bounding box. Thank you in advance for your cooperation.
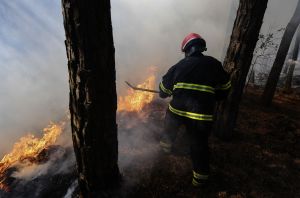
[261,0,300,106]
[284,27,300,91]
[214,0,268,139]
[61,0,121,197]
[244,27,284,91]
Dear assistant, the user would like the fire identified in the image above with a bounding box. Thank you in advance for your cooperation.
[118,72,157,112]
[118,75,156,112]
[0,122,65,191]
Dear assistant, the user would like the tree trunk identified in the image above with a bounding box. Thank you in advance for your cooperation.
[284,27,300,91]
[61,0,121,197]
[249,70,255,84]
[261,0,300,106]
[214,0,268,139]
[244,68,255,93]
[285,63,296,91]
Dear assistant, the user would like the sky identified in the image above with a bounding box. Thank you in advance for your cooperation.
[0,1,67,155]
[0,0,298,156]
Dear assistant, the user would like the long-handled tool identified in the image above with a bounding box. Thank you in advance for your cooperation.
[125,81,160,93]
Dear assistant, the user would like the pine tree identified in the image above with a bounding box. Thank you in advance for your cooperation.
[214,0,268,139]
[61,0,121,196]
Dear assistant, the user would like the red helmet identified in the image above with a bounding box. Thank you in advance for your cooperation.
[181,33,206,52]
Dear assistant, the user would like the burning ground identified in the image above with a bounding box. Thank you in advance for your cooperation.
[0,78,300,197]
[0,122,77,198]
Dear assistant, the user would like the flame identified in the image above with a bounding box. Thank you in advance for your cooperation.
[118,74,156,112]
[0,122,64,191]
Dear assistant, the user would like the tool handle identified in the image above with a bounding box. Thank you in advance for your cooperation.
[125,81,159,93]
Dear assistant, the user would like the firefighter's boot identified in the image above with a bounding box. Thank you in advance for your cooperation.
[159,140,172,154]
[192,170,209,187]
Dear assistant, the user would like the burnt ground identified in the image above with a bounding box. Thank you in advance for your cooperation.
[121,87,300,198]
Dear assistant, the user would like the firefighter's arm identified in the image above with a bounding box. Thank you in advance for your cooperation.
[215,64,231,101]
[159,66,176,98]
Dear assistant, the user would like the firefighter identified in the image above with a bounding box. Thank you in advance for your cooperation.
[159,33,231,187]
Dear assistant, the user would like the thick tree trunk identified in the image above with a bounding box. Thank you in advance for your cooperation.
[214,0,268,139]
[61,0,121,197]
[261,0,300,106]
[284,27,300,91]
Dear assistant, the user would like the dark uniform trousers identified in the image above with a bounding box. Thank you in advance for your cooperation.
[161,110,211,175]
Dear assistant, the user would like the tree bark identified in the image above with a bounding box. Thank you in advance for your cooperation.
[61,0,121,197]
[284,27,300,91]
[214,0,268,139]
[261,0,300,105]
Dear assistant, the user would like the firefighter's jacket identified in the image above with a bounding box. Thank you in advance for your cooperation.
[159,53,231,121]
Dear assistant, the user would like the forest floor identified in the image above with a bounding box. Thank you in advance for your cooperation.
[120,87,300,198]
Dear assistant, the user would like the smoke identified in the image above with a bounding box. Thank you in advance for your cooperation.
[262,0,299,32]
[111,0,234,95]
[11,145,75,181]
[63,180,78,198]
[0,1,68,156]
[117,99,166,187]
[118,112,162,168]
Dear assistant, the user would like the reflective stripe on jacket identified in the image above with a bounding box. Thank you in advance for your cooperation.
[159,53,231,120]
[169,104,213,121]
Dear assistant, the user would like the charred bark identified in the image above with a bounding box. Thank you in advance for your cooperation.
[284,27,300,91]
[214,0,268,139]
[261,0,300,105]
[61,0,121,197]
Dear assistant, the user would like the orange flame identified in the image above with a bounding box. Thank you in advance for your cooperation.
[118,74,157,112]
[0,122,64,191]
